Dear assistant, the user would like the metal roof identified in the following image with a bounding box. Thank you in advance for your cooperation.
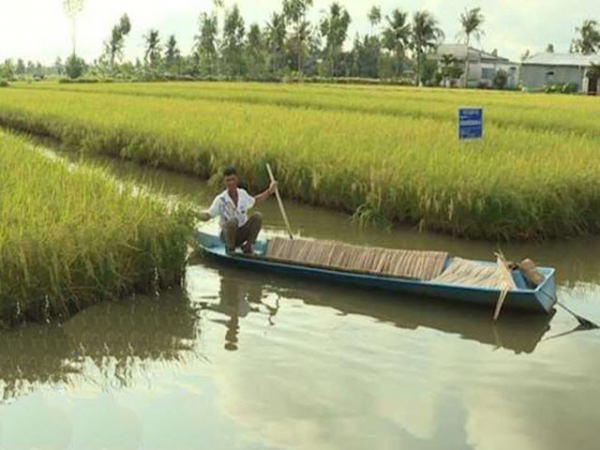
[523,52,600,67]
[436,44,510,63]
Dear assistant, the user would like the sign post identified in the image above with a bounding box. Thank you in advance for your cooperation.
[458,107,483,140]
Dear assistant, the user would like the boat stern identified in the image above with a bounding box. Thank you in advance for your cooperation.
[534,268,557,313]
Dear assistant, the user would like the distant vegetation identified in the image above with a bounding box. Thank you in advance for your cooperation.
[0,2,598,87]
[0,130,195,326]
[2,82,600,240]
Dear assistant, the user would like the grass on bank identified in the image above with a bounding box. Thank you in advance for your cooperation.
[0,130,195,325]
[1,83,600,240]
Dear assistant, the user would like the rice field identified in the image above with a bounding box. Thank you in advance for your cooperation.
[1,82,600,240]
[0,130,194,325]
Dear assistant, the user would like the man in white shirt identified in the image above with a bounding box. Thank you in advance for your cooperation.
[200,167,278,255]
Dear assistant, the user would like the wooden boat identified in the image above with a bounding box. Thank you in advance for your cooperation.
[196,230,557,314]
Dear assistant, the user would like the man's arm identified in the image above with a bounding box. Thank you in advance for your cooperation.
[200,195,222,222]
[198,211,212,222]
[254,181,278,204]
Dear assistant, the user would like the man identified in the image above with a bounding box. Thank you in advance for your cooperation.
[200,167,277,255]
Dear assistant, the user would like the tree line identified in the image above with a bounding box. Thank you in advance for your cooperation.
[1,1,600,86]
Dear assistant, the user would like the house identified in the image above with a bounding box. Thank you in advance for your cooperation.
[520,53,600,94]
[435,44,519,88]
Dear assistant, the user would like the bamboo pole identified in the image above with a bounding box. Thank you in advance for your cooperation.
[266,163,294,240]
[493,253,517,321]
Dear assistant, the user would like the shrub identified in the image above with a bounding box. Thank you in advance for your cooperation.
[493,70,509,90]
[65,54,86,79]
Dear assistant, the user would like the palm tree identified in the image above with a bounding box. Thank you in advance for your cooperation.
[320,2,352,77]
[196,12,219,75]
[283,0,314,75]
[63,0,85,56]
[440,54,457,85]
[411,11,444,86]
[382,9,411,78]
[105,14,132,70]
[266,12,287,74]
[457,7,485,87]
[367,6,381,34]
[164,35,181,74]
[572,20,600,55]
[144,29,162,68]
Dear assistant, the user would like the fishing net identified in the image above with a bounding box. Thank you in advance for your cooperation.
[265,238,448,281]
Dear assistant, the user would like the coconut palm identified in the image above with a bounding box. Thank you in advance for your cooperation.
[195,12,219,75]
[104,14,132,70]
[440,53,460,85]
[572,20,600,55]
[164,35,181,75]
[320,2,352,76]
[63,0,85,56]
[411,11,444,86]
[144,29,162,68]
[367,6,381,33]
[283,0,314,75]
[221,4,245,76]
[382,9,411,78]
[457,7,485,87]
[266,12,287,74]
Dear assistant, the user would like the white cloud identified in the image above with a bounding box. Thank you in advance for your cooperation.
[0,0,598,64]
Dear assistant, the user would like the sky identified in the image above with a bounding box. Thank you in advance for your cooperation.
[0,0,597,64]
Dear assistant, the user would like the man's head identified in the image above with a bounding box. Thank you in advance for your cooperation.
[223,166,239,191]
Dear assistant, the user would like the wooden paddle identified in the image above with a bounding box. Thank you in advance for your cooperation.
[266,163,294,240]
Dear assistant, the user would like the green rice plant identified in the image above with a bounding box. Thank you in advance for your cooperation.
[1,84,600,240]
[0,131,195,326]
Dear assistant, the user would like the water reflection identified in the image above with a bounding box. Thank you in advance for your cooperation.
[198,261,555,355]
[199,270,280,351]
[0,291,201,402]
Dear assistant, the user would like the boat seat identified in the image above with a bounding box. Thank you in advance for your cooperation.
[265,238,448,281]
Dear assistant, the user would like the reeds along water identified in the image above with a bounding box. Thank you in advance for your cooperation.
[0,131,196,326]
[1,83,600,240]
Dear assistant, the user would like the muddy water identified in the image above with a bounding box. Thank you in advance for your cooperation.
[0,153,599,450]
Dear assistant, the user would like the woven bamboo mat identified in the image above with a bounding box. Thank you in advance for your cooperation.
[265,238,448,281]
[432,257,517,290]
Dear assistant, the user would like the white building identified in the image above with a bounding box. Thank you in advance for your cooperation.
[435,44,519,89]
[520,53,600,94]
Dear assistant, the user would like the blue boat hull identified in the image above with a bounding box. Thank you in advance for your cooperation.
[196,231,557,314]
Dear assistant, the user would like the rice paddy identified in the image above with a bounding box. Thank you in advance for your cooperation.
[0,130,194,325]
[1,82,600,240]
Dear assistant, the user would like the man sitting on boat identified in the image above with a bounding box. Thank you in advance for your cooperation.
[200,166,278,255]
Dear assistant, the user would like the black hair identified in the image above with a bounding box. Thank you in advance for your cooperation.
[223,166,237,177]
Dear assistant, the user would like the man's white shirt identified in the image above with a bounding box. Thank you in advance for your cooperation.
[208,188,256,228]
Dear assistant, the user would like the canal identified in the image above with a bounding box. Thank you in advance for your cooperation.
[0,150,598,450]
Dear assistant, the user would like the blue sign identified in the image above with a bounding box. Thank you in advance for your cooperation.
[458,107,483,140]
